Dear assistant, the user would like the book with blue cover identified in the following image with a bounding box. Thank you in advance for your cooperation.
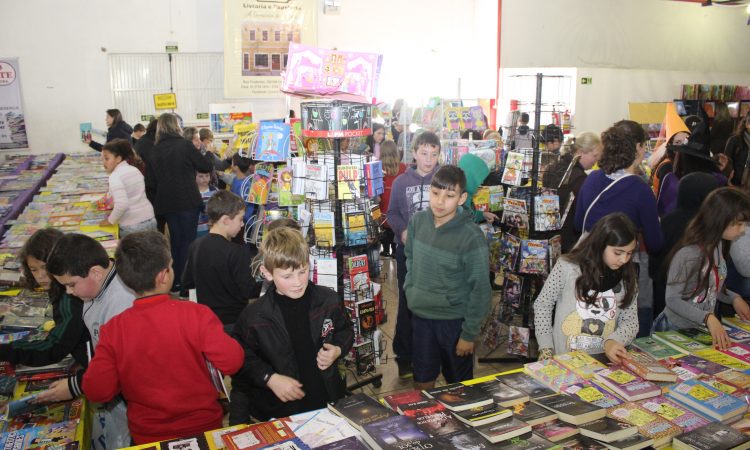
[363,161,383,198]
[666,379,748,422]
[255,121,291,162]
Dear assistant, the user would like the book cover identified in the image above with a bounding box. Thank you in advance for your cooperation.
[533,195,561,232]
[347,255,370,292]
[716,369,750,389]
[502,152,524,186]
[414,409,467,436]
[472,379,529,407]
[502,198,529,230]
[382,390,426,412]
[548,235,561,269]
[475,416,532,444]
[599,433,654,450]
[532,418,579,442]
[556,435,607,450]
[488,185,504,212]
[423,383,493,412]
[328,394,396,431]
[352,339,375,375]
[304,163,328,200]
[533,394,606,425]
[578,417,637,443]
[438,429,495,450]
[313,211,336,247]
[631,336,685,360]
[620,350,677,382]
[503,273,524,311]
[652,330,709,353]
[278,165,304,207]
[5,398,83,430]
[723,323,750,342]
[260,437,311,450]
[0,420,79,450]
[593,366,661,401]
[336,165,361,200]
[498,232,522,270]
[161,434,211,450]
[397,398,446,417]
[354,300,376,338]
[519,239,548,274]
[562,381,624,409]
[636,395,711,433]
[314,436,368,450]
[691,348,750,372]
[554,351,607,379]
[718,342,750,364]
[674,421,750,450]
[606,402,681,447]
[255,122,291,162]
[6,392,42,418]
[452,402,512,426]
[676,327,714,346]
[507,326,530,357]
[221,420,295,450]
[510,402,558,426]
[344,210,367,246]
[666,379,748,421]
[247,163,274,205]
[362,415,432,449]
[488,231,503,273]
[363,161,384,198]
[472,187,490,212]
[723,315,750,333]
[498,372,557,400]
[291,157,306,196]
[283,408,360,448]
[79,122,92,142]
[523,359,584,392]
[494,431,561,450]
[667,354,732,378]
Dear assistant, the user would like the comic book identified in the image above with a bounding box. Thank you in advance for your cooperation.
[502,198,528,230]
[504,273,524,311]
[247,163,274,205]
[519,239,548,274]
[508,326,530,357]
[277,165,304,207]
[533,195,561,232]
[498,233,522,271]
[502,152,524,186]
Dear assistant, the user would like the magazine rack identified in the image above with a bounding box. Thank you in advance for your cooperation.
[479,73,568,364]
[301,100,383,390]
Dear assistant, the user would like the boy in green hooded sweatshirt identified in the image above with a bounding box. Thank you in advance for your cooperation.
[405,165,492,390]
[458,153,498,223]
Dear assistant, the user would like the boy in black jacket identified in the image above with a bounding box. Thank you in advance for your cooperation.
[231,227,353,424]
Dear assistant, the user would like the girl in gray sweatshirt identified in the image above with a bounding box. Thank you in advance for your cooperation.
[652,188,750,349]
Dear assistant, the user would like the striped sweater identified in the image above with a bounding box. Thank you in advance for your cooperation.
[404,208,491,341]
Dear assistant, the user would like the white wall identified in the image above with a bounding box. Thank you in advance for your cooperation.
[500,0,750,133]
[0,0,498,154]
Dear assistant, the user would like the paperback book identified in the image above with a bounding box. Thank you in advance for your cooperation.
[666,379,748,422]
[532,394,606,425]
[502,152,525,186]
[554,351,607,379]
[519,239,548,274]
[255,121,291,162]
[304,163,329,200]
[635,395,711,433]
[533,194,561,232]
[606,402,682,448]
[631,336,685,360]
[327,394,397,431]
[474,416,532,444]
[523,359,585,392]
[531,418,579,442]
[423,383,493,412]
[471,379,529,407]
[336,165,361,200]
[363,161,383,198]
[652,330,710,354]
[494,431,561,450]
[593,366,661,402]
[578,417,637,443]
[498,232,522,270]
[361,415,436,450]
[673,421,750,450]
[488,185,504,212]
[620,350,677,382]
[502,198,529,230]
[414,409,467,436]
[344,210,367,246]
[497,372,557,400]
[511,401,558,426]
[507,326,530,357]
[451,402,513,427]
[691,348,750,372]
[504,273,524,312]
[562,381,624,409]
[248,163,274,205]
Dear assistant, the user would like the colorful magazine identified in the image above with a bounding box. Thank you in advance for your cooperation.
[502,198,528,230]
[503,273,523,311]
[507,326,529,357]
[255,121,291,162]
[498,233,521,270]
[519,239,548,274]
[247,163,274,205]
[533,195,561,232]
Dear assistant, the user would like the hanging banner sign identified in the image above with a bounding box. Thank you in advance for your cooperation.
[153,93,177,110]
[223,0,317,98]
[0,59,28,149]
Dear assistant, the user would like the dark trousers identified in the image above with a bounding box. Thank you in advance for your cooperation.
[165,208,200,291]
[228,389,251,426]
[381,227,396,255]
[411,315,473,383]
[156,215,167,234]
[392,243,412,364]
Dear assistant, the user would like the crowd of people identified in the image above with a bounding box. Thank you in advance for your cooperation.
[0,103,748,446]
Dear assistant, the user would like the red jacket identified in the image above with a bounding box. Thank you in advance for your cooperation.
[82,294,244,444]
[380,163,407,228]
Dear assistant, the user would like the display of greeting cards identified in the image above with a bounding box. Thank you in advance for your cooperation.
[504,273,524,311]
[247,163,274,205]
[255,121,291,162]
[502,152,524,186]
[501,198,528,230]
[534,194,561,231]
[519,239,549,274]
[508,326,530,357]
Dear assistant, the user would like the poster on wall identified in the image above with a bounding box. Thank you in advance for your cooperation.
[223,0,317,98]
[0,59,28,149]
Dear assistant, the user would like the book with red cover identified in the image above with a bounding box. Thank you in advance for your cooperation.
[718,342,750,364]
[221,420,296,450]
[382,390,426,412]
[347,255,370,292]
[397,399,446,417]
[620,350,677,382]
[593,366,661,402]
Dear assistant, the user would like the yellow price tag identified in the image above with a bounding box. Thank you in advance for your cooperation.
[706,380,736,395]
[688,385,718,401]
[606,370,636,384]
[627,409,655,427]
[576,387,604,402]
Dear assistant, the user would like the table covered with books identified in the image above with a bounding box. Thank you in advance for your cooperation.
[117,318,750,450]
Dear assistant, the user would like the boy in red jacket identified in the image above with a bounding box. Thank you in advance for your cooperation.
[82,231,244,444]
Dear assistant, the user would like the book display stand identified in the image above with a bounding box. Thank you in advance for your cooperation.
[300,100,384,391]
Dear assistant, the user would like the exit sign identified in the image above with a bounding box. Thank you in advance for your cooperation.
[581,77,592,85]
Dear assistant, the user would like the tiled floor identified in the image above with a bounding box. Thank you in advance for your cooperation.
[346,256,525,399]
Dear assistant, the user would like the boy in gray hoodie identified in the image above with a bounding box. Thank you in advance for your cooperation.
[388,131,440,378]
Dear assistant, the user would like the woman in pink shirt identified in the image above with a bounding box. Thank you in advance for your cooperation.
[102,139,156,236]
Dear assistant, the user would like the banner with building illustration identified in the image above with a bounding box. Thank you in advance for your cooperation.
[0,58,28,149]
[224,0,317,98]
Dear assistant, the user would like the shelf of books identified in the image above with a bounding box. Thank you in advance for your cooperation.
[120,322,750,450]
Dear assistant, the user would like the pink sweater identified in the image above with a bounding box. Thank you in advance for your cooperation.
[108,161,155,226]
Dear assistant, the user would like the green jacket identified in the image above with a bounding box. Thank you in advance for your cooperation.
[459,153,490,223]
[404,208,491,341]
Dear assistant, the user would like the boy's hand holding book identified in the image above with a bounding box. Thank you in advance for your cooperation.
[317,343,341,370]
[456,338,474,357]
[267,374,305,402]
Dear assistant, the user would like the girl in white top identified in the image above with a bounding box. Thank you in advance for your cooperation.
[101,139,156,237]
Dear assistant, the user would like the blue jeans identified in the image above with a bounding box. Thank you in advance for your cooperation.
[392,243,412,365]
[651,310,674,334]
[411,315,473,383]
[165,208,200,291]
[726,260,750,299]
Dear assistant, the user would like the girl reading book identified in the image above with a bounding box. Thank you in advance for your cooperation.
[534,212,639,363]
[0,229,90,367]
[652,187,750,349]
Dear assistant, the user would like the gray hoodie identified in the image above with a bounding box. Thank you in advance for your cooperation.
[387,166,439,244]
